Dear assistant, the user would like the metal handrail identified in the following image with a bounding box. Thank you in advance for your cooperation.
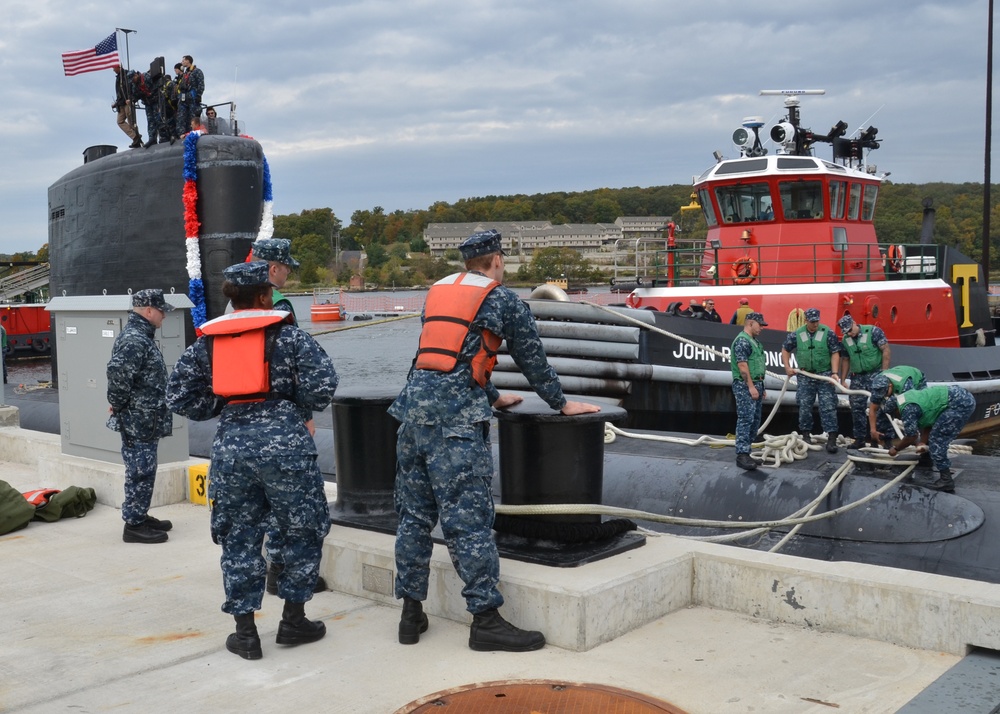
[0,263,50,302]
[633,243,941,287]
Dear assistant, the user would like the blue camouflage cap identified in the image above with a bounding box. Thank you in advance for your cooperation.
[869,374,890,404]
[745,311,768,326]
[459,229,506,260]
[252,238,300,268]
[838,315,855,331]
[804,307,821,322]
[132,288,175,312]
[223,261,272,287]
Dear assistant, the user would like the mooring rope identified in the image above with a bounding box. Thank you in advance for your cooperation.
[577,300,872,436]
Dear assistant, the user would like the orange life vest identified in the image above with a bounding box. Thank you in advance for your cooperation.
[199,310,289,403]
[22,488,60,507]
[415,272,501,388]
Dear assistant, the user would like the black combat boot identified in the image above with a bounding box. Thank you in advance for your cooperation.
[122,521,168,544]
[276,600,326,646]
[736,453,758,471]
[469,608,545,652]
[847,437,866,450]
[226,613,262,660]
[398,597,429,645]
[143,514,172,531]
[265,561,327,596]
[129,135,142,149]
[927,469,956,493]
[825,433,839,454]
[143,136,157,148]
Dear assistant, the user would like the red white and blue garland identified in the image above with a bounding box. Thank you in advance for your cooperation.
[182,132,274,328]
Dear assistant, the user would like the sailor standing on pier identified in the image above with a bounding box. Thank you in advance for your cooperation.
[106,289,174,544]
[166,262,338,660]
[389,228,599,652]
[247,238,328,598]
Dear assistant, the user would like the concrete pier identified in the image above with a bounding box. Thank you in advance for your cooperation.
[4,423,1000,712]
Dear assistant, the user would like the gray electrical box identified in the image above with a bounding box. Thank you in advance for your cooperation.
[46,294,194,464]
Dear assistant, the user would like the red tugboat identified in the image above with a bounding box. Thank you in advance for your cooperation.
[495,90,1000,436]
[626,89,986,349]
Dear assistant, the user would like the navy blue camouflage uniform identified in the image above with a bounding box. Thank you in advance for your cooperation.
[882,385,975,472]
[107,310,173,526]
[841,324,889,441]
[782,325,842,436]
[389,278,567,615]
[176,64,205,136]
[731,332,765,455]
[166,322,338,615]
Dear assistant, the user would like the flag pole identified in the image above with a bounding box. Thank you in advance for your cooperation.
[116,28,138,142]
[116,27,136,71]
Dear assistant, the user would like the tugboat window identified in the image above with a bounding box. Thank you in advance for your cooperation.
[832,226,848,252]
[697,188,718,227]
[829,181,847,219]
[871,304,879,319]
[714,158,768,175]
[779,180,824,220]
[776,158,819,170]
[861,184,879,221]
[714,183,774,224]
[848,183,862,220]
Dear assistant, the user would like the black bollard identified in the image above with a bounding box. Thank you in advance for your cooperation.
[492,394,643,566]
[329,386,401,533]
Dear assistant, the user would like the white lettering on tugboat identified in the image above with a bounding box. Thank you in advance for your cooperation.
[984,402,1000,419]
[671,343,785,368]
[671,343,717,362]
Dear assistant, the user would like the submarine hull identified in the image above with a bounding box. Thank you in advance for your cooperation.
[47,136,264,337]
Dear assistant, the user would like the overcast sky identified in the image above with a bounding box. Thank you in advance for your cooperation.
[0,0,994,254]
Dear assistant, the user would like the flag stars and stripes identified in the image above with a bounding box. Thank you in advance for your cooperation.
[62,33,120,76]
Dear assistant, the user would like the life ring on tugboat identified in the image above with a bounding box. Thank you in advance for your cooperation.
[886,244,905,273]
[730,257,758,284]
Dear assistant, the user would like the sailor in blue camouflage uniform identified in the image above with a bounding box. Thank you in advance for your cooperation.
[248,238,326,597]
[731,311,768,471]
[107,289,175,544]
[780,307,843,453]
[165,261,338,660]
[881,384,975,493]
[175,55,205,136]
[253,238,300,323]
[867,365,927,448]
[836,315,890,449]
[390,229,600,652]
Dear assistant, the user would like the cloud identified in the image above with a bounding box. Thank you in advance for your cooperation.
[0,0,994,253]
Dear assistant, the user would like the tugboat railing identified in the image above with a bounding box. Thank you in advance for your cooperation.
[629,242,943,287]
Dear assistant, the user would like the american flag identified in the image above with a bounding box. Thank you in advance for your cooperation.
[62,33,120,76]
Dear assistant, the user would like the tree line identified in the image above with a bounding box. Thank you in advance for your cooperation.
[11,182,1000,287]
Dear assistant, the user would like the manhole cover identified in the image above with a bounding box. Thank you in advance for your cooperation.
[395,679,688,713]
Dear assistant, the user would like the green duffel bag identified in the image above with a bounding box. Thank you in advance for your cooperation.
[0,480,35,535]
[32,486,97,523]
